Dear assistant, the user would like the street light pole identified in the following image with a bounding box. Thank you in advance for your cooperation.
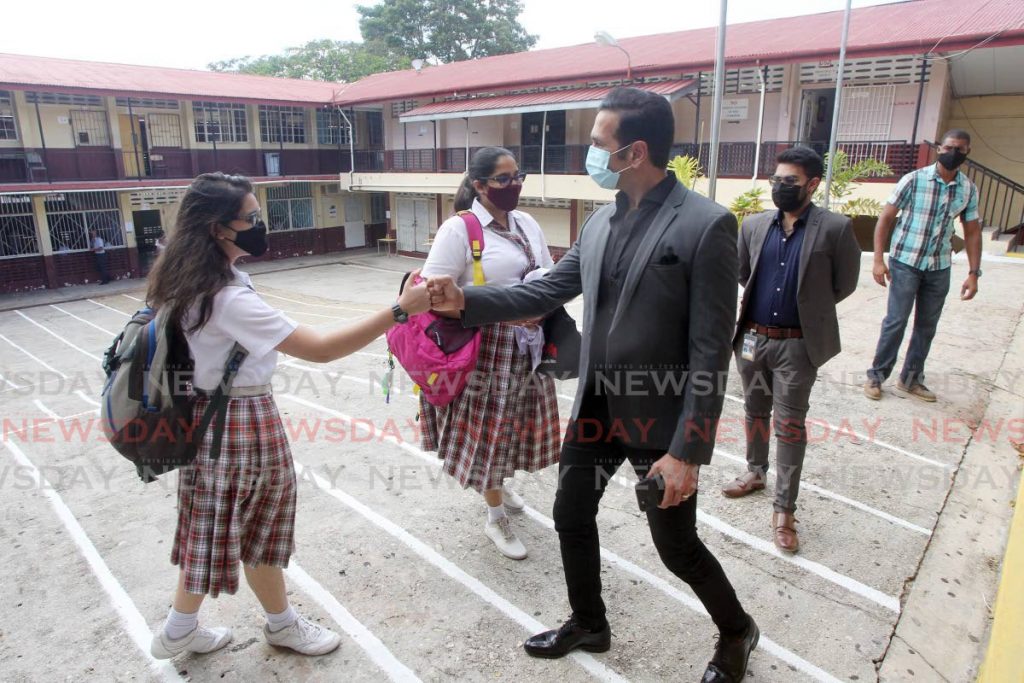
[707,0,728,201]
[823,0,852,209]
[595,31,633,81]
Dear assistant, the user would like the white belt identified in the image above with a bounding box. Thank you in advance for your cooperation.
[198,384,272,398]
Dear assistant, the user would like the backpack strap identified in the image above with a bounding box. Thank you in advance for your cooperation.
[195,342,248,460]
[457,210,486,286]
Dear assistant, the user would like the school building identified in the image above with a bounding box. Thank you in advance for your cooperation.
[1,0,1023,292]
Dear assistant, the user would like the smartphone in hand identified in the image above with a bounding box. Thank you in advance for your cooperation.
[635,474,666,512]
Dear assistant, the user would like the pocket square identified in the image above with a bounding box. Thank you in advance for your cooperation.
[656,248,680,265]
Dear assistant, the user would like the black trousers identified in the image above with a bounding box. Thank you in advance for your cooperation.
[554,412,748,636]
[94,252,110,283]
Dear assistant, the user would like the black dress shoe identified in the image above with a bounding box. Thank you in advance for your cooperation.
[523,616,611,659]
[701,615,759,682]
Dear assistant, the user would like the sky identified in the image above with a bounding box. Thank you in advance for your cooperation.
[5,0,901,71]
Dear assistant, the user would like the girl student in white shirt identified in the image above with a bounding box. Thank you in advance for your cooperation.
[145,172,429,660]
[419,147,561,560]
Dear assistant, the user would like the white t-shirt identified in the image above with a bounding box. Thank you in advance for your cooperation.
[184,267,297,390]
[92,236,106,253]
[421,198,554,286]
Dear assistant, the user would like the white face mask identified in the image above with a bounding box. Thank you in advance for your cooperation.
[585,143,633,190]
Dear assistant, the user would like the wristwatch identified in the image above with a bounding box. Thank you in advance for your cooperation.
[969,268,983,277]
[391,303,409,324]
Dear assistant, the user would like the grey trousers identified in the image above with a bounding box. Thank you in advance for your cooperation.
[734,334,817,513]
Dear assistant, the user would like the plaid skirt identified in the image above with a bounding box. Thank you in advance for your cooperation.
[420,322,561,492]
[171,393,297,597]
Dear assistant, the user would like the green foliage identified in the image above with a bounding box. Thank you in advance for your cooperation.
[813,150,892,216]
[730,188,766,225]
[357,0,537,63]
[207,39,409,82]
[668,155,703,190]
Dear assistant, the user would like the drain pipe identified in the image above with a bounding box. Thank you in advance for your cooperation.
[337,106,355,190]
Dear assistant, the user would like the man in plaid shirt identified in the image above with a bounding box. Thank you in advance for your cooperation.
[864,129,983,402]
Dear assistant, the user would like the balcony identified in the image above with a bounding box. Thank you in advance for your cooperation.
[0,146,387,186]
[0,140,920,188]
[372,141,919,179]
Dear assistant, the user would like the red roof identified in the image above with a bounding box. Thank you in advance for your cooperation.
[0,0,1021,109]
[334,0,1024,105]
[399,80,696,121]
[0,53,340,105]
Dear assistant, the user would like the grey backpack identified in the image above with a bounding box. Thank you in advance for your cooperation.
[100,299,248,482]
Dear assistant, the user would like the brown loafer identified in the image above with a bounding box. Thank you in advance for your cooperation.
[771,512,799,553]
[863,380,882,400]
[722,471,766,498]
[896,380,937,402]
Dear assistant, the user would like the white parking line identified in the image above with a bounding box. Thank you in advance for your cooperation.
[296,363,912,604]
[75,390,101,407]
[87,298,132,317]
[721,394,949,470]
[0,332,68,378]
[13,311,102,361]
[286,562,422,683]
[2,438,184,682]
[259,290,377,313]
[122,294,144,302]
[711,449,932,536]
[279,392,840,682]
[51,304,118,335]
[32,399,61,421]
[2,409,98,440]
[289,457,629,683]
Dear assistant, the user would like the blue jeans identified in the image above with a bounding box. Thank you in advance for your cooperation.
[868,258,951,387]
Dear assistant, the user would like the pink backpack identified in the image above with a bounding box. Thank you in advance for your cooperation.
[385,211,486,406]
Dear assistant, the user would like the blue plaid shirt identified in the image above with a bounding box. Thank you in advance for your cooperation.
[887,163,979,271]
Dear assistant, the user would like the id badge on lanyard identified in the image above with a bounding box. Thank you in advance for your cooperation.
[741,332,757,362]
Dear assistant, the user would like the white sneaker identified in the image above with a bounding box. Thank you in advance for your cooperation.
[264,615,341,656]
[502,483,525,513]
[484,516,528,560]
[151,625,233,660]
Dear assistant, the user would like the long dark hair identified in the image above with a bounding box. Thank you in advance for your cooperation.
[146,172,252,333]
[453,146,515,211]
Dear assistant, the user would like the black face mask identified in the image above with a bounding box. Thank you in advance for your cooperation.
[938,149,968,171]
[771,183,809,213]
[228,220,268,257]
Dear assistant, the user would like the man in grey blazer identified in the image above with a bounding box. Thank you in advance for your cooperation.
[722,146,861,553]
[427,87,757,683]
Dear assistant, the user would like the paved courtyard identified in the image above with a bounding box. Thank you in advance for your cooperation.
[1,250,1022,682]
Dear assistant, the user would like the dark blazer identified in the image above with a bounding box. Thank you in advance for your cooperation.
[461,180,738,465]
[734,204,861,367]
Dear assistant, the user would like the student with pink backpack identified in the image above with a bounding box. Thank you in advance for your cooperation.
[418,147,562,560]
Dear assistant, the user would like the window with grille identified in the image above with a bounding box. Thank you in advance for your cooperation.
[115,97,180,110]
[0,91,17,141]
[26,91,104,107]
[70,110,111,146]
[44,191,123,253]
[367,111,383,147]
[260,106,307,144]
[370,193,388,222]
[316,109,353,146]
[147,113,183,147]
[0,195,38,258]
[193,102,248,143]
[266,184,314,231]
[391,100,418,118]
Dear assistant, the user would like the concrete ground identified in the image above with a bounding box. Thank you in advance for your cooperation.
[0,247,1021,683]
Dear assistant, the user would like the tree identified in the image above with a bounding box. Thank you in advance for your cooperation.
[357,0,537,64]
[208,39,409,82]
[813,150,893,216]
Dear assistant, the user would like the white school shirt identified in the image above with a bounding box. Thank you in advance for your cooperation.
[184,266,297,391]
[421,198,554,286]
[92,236,106,253]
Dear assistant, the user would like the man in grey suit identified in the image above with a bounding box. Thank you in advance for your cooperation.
[428,87,757,683]
[722,146,860,553]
